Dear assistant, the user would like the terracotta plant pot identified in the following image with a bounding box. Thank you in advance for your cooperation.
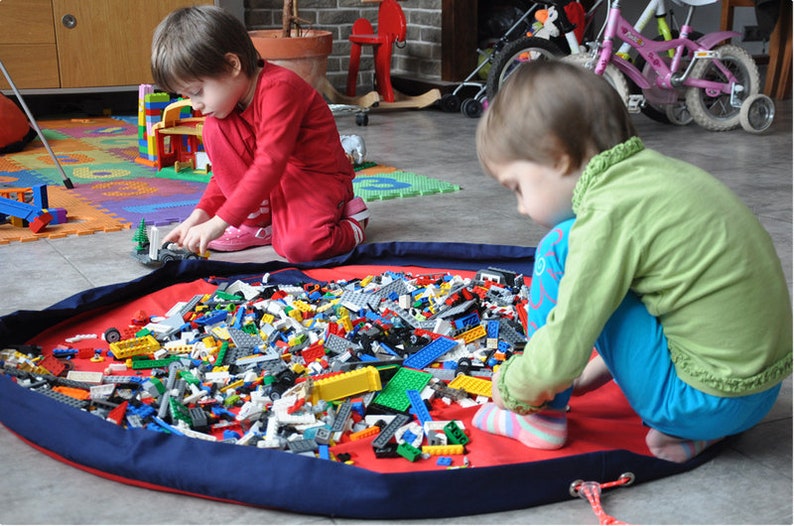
[249,29,333,91]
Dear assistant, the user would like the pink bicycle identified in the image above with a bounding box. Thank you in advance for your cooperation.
[565,0,775,133]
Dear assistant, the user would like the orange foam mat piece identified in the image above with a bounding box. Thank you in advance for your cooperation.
[0,186,130,245]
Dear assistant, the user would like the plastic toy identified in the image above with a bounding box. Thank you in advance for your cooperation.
[0,185,54,233]
[131,219,207,267]
[340,134,367,165]
[151,99,206,171]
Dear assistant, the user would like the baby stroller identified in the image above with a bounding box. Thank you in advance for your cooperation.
[439,0,590,118]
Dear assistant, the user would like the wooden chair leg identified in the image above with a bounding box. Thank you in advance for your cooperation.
[347,43,362,97]
[374,43,395,102]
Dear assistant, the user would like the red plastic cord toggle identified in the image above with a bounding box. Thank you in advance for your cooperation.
[569,473,635,525]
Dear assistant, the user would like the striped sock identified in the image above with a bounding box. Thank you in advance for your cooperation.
[646,429,723,463]
[472,402,567,450]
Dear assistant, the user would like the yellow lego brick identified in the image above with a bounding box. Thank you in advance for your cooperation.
[458,324,487,344]
[291,300,314,313]
[448,374,492,398]
[221,379,245,393]
[422,444,465,456]
[109,334,161,359]
[163,342,195,355]
[339,315,353,333]
[316,299,337,314]
[310,366,382,404]
[211,326,231,340]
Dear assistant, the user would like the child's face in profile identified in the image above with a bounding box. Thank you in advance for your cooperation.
[489,158,578,229]
[175,55,252,119]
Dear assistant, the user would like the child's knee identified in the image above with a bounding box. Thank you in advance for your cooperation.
[276,234,333,263]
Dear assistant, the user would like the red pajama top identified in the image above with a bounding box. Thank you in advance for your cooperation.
[197,62,355,227]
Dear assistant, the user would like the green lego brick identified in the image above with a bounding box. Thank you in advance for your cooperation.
[372,367,432,412]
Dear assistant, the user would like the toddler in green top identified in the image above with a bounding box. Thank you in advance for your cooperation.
[473,60,791,463]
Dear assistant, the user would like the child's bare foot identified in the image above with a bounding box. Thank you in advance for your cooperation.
[573,354,613,396]
[645,428,723,463]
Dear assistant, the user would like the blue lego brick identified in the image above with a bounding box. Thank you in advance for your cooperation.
[406,389,432,425]
[402,336,458,370]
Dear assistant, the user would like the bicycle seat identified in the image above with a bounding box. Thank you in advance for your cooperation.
[669,0,719,7]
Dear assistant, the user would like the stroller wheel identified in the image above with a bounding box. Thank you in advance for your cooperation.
[440,93,461,113]
[461,98,483,118]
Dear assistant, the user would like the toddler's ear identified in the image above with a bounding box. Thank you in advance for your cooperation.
[555,154,574,176]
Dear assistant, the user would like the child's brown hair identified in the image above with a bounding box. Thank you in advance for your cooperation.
[151,5,260,93]
[476,60,637,176]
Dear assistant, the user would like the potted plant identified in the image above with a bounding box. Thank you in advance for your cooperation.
[248,0,333,91]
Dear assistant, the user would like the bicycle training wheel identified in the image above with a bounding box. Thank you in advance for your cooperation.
[740,93,775,134]
[485,36,564,103]
[685,44,760,131]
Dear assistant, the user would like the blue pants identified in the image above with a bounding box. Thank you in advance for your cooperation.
[529,219,781,441]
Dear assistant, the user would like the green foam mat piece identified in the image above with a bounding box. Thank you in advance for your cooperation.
[353,170,461,202]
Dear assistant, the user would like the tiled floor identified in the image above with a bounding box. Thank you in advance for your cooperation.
[0,97,791,524]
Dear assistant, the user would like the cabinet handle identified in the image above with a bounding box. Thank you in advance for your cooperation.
[62,14,77,29]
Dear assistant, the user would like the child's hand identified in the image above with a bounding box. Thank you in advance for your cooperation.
[163,209,209,247]
[182,215,229,255]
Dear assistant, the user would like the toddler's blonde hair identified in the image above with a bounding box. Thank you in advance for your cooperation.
[476,60,636,175]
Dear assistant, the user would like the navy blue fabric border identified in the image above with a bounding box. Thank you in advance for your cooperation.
[0,241,714,519]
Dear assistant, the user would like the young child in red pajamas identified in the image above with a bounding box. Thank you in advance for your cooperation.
[151,6,369,262]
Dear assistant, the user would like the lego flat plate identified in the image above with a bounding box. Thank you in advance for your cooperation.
[0,242,717,519]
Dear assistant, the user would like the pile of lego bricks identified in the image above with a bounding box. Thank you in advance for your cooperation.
[0,243,709,518]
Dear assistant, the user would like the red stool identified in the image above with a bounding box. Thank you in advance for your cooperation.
[346,0,407,102]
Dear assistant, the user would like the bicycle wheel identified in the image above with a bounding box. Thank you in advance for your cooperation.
[633,32,702,125]
[485,36,564,102]
[562,53,630,107]
[685,44,760,131]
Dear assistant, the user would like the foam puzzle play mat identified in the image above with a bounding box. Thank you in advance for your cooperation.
[0,243,713,519]
[0,114,460,245]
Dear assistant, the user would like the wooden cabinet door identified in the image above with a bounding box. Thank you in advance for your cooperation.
[0,0,60,89]
[52,0,212,88]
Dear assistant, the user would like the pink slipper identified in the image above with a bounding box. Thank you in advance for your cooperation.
[207,224,272,252]
[343,197,370,228]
